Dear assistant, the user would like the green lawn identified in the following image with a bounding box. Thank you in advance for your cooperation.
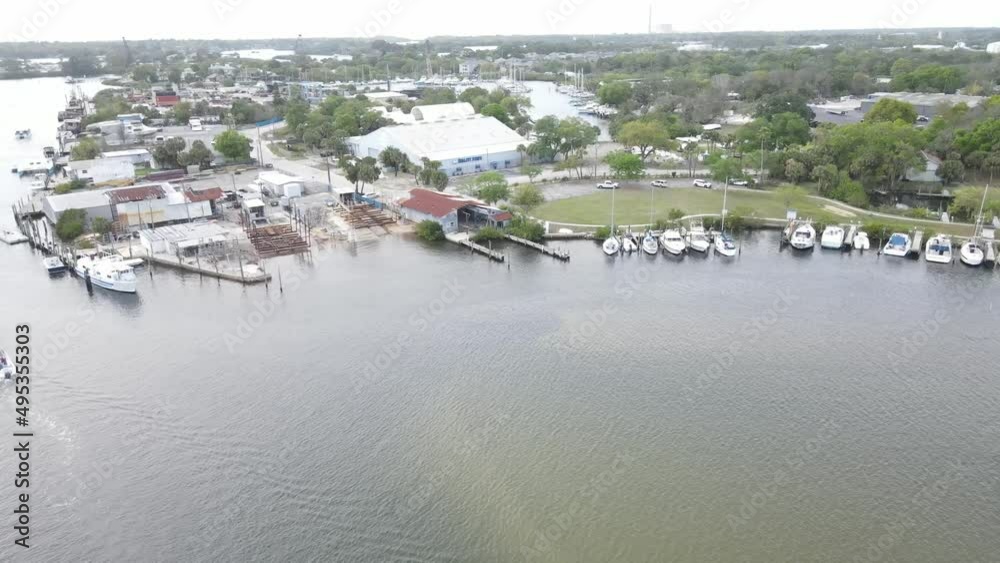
[534,187,976,236]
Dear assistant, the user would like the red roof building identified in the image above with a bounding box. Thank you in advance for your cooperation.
[400,188,482,218]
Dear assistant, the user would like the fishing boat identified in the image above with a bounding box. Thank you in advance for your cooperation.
[0,349,12,381]
[660,229,686,255]
[853,231,870,251]
[0,229,28,245]
[788,222,816,250]
[960,182,990,267]
[882,232,911,257]
[75,254,138,293]
[820,225,845,249]
[686,222,711,253]
[924,235,952,264]
[641,230,659,255]
[43,256,67,275]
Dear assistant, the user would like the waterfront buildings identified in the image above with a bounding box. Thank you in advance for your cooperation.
[399,189,513,233]
[42,183,223,229]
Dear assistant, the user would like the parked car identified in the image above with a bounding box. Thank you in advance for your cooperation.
[651,180,669,188]
[693,179,713,188]
[916,115,930,123]
[731,179,750,187]
[597,180,620,190]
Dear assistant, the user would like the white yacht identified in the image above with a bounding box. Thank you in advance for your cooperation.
[820,225,845,249]
[75,254,138,293]
[882,233,911,257]
[853,231,870,251]
[686,223,711,253]
[660,229,686,256]
[602,235,621,256]
[959,240,985,267]
[714,231,737,257]
[641,230,659,255]
[788,223,816,250]
[924,235,953,264]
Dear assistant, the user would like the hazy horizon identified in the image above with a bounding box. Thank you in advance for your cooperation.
[5,0,1000,44]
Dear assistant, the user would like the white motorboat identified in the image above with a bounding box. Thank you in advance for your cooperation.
[622,233,638,254]
[43,256,67,274]
[0,349,13,381]
[714,231,737,257]
[1,229,29,245]
[853,231,870,251]
[602,236,621,256]
[959,240,984,267]
[660,229,686,255]
[820,225,845,249]
[924,235,953,264]
[641,230,659,255]
[15,129,31,140]
[788,223,816,250]
[75,254,137,293]
[883,233,911,257]
[686,224,711,253]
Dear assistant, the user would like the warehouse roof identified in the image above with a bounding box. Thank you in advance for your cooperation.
[351,115,526,163]
[411,102,475,121]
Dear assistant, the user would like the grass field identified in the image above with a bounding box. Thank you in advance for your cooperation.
[533,187,976,236]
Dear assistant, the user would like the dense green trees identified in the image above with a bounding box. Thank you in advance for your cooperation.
[597,82,632,107]
[865,98,917,124]
[416,220,445,241]
[605,151,645,179]
[890,64,964,94]
[470,172,510,204]
[948,186,1000,222]
[378,146,410,176]
[528,116,599,163]
[615,121,676,161]
[70,138,101,161]
[511,184,544,210]
[213,130,252,161]
[179,140,214,169]
[153,137,187,169]
[56,209,87,241]
[738,112,811,152]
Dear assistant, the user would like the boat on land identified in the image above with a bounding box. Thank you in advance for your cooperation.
[660,229,686,255]
[641,230,659,255]
[883,233,912,257]
[686,222,711,253]
[853,231,870,251]
[924,235,953,264]
[960,182,990,267]
[1,229,28,245]
[788,222,816,250]
[74,254,138,293]
[43,256,67,275]
[820,225,845,249]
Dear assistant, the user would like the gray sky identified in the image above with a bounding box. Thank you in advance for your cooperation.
[6,0,1000,43]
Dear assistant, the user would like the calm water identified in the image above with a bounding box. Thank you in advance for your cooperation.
[2,78,1000,562]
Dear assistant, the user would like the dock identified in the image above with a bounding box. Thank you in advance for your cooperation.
[908,230,924,259]
[987,241,997,268]
[505,234,570,261]
[446,232,505,263]
[142,254,272,284]
[843,224,857,250]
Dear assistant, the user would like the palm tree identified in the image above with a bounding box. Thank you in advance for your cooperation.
[682,142,699,178]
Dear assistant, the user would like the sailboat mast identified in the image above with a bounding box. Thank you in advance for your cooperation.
[610,185,616,235]
[973,173,992,242]
[720,183,728,233]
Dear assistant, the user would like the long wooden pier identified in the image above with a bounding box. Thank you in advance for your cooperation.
[446,232,505,262]
[505,234,570,261]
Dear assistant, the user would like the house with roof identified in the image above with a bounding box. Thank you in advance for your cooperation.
[399,188,513,233]
[42,183,223,231]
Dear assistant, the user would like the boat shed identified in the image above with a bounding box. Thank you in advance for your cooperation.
[399,188,511,233]
[139,222,241,256]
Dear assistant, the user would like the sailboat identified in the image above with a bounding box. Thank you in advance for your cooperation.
[960,181,990,267]
[714,181,737,257]
[642,182,659,255]
[622,230,638,254]
[602,182,620,256]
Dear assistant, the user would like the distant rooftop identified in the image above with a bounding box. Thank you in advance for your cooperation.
[863,92,985,108]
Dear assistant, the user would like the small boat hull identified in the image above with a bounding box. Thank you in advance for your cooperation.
[602,237,621,256]
[924,237,952,264]
[853,232,870,251]
[883,233,911,257]
[959,242,984,267]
